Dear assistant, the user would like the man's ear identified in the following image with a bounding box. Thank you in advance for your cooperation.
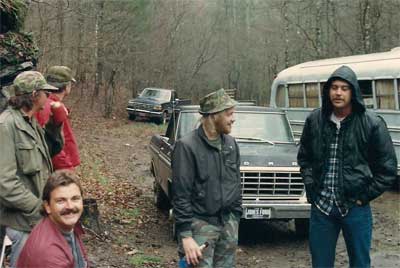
[32,90,40,98]
[44,200,51,215]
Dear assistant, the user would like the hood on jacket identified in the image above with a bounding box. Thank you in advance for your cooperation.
[322,65,366,117]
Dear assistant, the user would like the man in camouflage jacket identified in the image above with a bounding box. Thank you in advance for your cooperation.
[0,71,58,267]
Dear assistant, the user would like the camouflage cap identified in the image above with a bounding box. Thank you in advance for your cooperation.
[13,71,58,95]
[45,66,76,89]
[199,88,237,114]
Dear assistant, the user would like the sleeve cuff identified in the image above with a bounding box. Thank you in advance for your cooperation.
[179,230,193,238]
[176,221,192,238]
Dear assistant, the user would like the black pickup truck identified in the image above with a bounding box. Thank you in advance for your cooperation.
[126,88,190,124]
[149,105,311,237]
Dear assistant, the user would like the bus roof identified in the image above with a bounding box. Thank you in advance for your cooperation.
[272,47,400,85]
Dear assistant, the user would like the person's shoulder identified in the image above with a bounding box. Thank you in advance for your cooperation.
[20,220,53,253]
[0,108,17,125]
[17,221,72,266]
[307,108,322,119]
[302,108,322,127]
[223,134,236,144]
[363,110,386,127]
[178,129,198,145]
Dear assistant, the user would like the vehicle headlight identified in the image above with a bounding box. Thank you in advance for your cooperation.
[154,105,162,111]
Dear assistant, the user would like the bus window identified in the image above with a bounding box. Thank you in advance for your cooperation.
[276,84,286,107]
[375,79,395,109]
[398,79,400,108]
[288,84,304,108]
[359,80,374,109]
[305,83,319,108]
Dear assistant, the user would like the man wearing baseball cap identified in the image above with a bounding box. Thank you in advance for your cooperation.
[36,66,80,170]
[172,89,242,267]
[0,71,57,267]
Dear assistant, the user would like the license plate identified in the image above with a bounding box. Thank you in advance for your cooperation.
[138,112,147,117]
[245,208,271,219]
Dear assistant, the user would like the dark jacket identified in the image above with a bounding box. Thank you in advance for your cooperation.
[16,217,88,268]
[297,66,397,208]
[172,125,242,235]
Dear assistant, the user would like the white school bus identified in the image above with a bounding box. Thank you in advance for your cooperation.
[269,47,400,178]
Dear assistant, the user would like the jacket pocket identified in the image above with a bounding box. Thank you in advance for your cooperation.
[16,142,41,175]
[197,154,210,182]
[225,158,239,180]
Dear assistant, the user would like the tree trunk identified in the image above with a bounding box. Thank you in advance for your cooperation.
[57,0,65,65]
[360,0,372,53]
[315,0,322,57]
[104,69,116,118]
[94,0,105,100]
[282,0,290,68]
[75,1,86,98]
[81,198,102,234]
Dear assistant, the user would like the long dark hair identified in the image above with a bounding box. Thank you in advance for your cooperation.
[8,93,34,110]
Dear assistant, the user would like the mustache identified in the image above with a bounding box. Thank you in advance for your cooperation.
[60,207,80,215]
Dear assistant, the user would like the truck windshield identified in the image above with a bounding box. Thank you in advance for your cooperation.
[140,88,171,102]
[177,111,294,143]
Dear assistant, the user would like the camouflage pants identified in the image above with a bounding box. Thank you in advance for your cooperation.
[178,212,239,268]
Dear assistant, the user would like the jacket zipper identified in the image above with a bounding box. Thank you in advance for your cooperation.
[219,148,224,210]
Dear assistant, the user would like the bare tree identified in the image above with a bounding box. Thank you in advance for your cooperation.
[93,0,105,100]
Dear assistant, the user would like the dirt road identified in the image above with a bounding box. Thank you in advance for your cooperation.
[73,114,399,268]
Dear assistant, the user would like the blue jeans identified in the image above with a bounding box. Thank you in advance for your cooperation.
[309,204,372,268]
[5,227,30,268]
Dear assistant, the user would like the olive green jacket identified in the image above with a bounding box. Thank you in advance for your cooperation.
[0,108,52,232]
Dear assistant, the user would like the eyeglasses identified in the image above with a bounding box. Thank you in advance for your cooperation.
[330,84,350,91]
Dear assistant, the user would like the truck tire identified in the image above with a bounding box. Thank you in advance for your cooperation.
[153,181,170,210]
[295,218,309,238]
[156,111,167,125]
[128,113,136,120]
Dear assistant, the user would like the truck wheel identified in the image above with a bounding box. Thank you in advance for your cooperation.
[153,181,170,210]
[128,113,136,120]
[295,218,309,238]
[157,112,168,125]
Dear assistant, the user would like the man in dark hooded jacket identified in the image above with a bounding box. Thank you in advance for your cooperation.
[297,65,397,268]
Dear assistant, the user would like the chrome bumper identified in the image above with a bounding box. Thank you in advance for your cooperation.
[126,108,162,116]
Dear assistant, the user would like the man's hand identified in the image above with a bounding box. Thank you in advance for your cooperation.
[182,237,203,266]
[356,200,363,206]
[50,101,62,109]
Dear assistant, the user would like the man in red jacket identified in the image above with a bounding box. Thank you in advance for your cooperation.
[36,66,80,170]
[16,170,88,268]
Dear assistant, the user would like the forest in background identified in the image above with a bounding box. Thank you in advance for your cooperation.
[25,0,400,115]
